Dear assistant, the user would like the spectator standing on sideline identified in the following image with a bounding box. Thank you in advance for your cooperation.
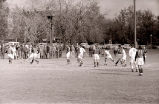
[46,44,50,59]
[1,44,5,59]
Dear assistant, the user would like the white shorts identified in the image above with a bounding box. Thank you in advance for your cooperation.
[105,55,113,60]
[122,56,126,61]
[136,58,144,66]
[66,52,71,59]
[130,58,135,64]
[78,53,83,60]
[29,53,38,59]
[94,54,100,61]
[8,54,14,59]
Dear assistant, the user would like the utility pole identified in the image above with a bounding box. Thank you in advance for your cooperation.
[47,16,53,44]
[150,34,152,48]
[134,0,137,48]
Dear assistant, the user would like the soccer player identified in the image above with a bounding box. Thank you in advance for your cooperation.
[78,45,86,66]
[104,47,114,66]
[143,46,147,63]
[29,45,39,64]
[7,45,14,64]
[115,45,123,66]
[129,45,137,72]
[66,45,71,64]
[135,45,145,76]
[114,45,118,57]
[121,47,127,67]
[93,45,100,67]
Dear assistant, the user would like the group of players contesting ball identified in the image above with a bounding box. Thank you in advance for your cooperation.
[7,44,147,76]
[66,44,147,76]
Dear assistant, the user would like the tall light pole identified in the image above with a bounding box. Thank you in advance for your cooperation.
[150,34,152,48]
[47,16,53,44]
[134,0,137,48]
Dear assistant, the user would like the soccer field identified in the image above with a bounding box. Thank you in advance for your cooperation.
[0,49,159,104]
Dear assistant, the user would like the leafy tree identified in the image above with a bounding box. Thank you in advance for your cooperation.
[0,0,8,41]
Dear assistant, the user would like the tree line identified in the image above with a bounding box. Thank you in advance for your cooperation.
[0,0,159,45]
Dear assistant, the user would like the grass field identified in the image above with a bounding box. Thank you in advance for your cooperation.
[0,49,159,104]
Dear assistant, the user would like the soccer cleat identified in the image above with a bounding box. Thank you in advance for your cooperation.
[139,73,143,76]
[104,63,107,66]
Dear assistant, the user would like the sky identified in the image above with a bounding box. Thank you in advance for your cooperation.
[6,0,159,19]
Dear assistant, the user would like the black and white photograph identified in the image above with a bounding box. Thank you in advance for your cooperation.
[0,0,159,104]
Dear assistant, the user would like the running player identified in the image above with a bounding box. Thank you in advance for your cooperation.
[129,45,137,72]
[104,47,114,66]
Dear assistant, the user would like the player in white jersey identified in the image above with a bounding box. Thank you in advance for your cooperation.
[7,45,14,64]
[93,45,100,67]
[104,47,114,66]
[66,45,71,64]
[12,45,17,59]
[129,45,137,72]
[78,45,86,66]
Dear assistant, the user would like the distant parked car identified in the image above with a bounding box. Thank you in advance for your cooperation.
[112,44,120,49]
[80,43,90,48]
[38,43,47,46]
[123,44,131,49]
[8,42,20,46]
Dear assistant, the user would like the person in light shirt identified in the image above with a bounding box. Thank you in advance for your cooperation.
[93,45,100,67]
[104,47,114,66]
[12,45,17,59]
[129,45,137,72]
[121,47,127,67]
[78,45,86,66]
[7,45,14,64]
[66,45,71,64]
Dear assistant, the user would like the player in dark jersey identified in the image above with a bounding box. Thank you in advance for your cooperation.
[135,46,145,76]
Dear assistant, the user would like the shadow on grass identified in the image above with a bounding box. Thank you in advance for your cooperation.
[90,68,138,76]
[98,72,129,76]
[92,68,131,72]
